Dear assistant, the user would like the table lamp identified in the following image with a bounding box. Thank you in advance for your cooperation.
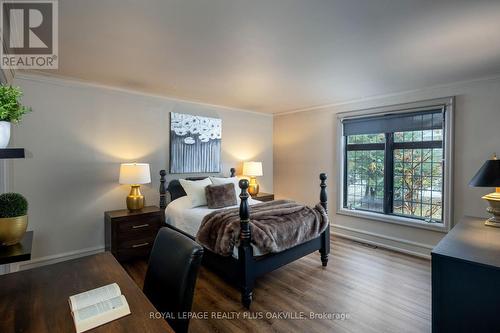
[119,163,151,211]
[469,154,500,227]
[243,161,263,196]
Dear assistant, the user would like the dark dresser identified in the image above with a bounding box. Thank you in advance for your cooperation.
[432,216,500,332]
[105,206,162,262]
[251,192,274,202]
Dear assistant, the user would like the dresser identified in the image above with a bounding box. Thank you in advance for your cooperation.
[251,192,274,202]
[105,206,162,262]
[432,216,500,332]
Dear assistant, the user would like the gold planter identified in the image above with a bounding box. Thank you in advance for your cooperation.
[0,215,28,246]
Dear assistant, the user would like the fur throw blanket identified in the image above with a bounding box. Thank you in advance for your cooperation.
[196,200,329,256]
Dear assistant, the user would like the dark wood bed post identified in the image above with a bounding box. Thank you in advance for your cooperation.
[159,170,167,210]
[230,168,236,177]
[238,178,254,309]
[319,173,330,267]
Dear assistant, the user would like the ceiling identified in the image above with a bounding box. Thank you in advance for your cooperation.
[35,0,500,113]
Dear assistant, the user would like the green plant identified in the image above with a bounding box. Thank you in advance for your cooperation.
[0,85,31,123]
[0,193,28,218]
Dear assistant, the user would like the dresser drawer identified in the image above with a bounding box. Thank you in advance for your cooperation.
[117,215,160,233]
[116,246,153,261]
[117,236,155,251]
[117,216,160,242]
[115,236,155,261]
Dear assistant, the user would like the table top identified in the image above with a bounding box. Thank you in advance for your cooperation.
[105,206,161,219]
[0,231,33,265]
[432,216,500,268]
[0,252,173,333]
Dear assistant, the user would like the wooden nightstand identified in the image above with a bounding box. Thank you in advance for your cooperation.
[105,206,162,262]
[251,192,274,202]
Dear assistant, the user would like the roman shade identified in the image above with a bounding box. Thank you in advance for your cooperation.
[343,109,444,136]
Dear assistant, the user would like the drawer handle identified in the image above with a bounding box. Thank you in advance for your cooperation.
[132,242,149,248]
[132,224,150,229]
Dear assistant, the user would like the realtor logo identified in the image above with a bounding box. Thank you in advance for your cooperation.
[1,0,58,69]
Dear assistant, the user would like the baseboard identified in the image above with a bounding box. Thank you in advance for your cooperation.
[9,245,105,272]
[331,223,433,259]
[3,226,431,272]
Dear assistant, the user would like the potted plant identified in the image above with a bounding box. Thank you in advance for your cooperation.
[0,193,28,246]
[0,85,31,148]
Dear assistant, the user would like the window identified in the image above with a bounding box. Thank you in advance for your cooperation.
[338,98,454,230]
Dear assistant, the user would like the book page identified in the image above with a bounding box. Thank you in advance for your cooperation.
[75,295,125,321]
[72,295,131,333]
[69,283,121,312]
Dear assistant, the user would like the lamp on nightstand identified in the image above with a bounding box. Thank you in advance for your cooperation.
[119,163,151,211]
[243,161,263,196]
[469,154,500,227]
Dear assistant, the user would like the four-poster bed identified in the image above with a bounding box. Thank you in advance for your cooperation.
[158,169,330,308]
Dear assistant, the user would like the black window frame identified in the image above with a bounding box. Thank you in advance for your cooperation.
[342,112,445,224]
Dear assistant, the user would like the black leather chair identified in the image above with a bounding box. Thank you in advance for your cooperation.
[143,227,204,333]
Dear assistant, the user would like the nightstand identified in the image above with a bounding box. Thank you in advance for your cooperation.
[251,192,274,202]
[105,206,162,262]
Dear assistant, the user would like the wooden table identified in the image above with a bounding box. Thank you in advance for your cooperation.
[0,252,174,333]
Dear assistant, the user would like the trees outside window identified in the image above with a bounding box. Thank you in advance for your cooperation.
[343,112,444,224]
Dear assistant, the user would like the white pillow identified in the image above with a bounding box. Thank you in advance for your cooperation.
[179,178,213,207]
[167,195,192,211]
[210,176,241,199]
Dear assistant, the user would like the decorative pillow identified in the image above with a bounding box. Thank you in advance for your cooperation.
[205,183,237,209]
[179,178,213,207]
[210,176,240,198]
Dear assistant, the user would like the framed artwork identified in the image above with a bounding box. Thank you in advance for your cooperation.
[169,112,222,173]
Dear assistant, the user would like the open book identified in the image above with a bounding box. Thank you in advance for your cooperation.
[69,283,131,333]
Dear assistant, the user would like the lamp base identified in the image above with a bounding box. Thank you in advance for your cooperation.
[483,192,500,227]
[248,177,259,196]
[127,185,145,211]
[485,218,500,227]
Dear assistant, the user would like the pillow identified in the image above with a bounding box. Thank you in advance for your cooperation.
[179,178,212,207]
[205,183,237,209]
[210,176,240,198]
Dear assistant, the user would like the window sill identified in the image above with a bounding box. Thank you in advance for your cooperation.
[337,208,449,233]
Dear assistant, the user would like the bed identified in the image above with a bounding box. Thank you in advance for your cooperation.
[159,168,330,308]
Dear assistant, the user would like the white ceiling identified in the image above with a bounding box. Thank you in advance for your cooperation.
[37,0,500,113]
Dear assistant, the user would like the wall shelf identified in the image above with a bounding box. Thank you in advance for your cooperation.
[0,148,25,159]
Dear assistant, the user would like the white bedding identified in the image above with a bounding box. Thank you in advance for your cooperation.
[165,196,264,258]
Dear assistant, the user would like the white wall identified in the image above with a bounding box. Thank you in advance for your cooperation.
[274,76,500,257]
[10,74,273,261]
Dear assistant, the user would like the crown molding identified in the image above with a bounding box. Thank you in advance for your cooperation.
[14,71,273,117]
[274,72,500,117]
[15,70,500,118]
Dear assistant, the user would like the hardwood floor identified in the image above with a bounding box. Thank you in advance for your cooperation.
[122,236,431,333]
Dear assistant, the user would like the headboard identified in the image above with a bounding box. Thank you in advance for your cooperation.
[159,168,236,209]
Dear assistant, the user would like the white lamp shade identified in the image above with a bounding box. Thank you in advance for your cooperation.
[119,163,151,185]
[243,161,263,177]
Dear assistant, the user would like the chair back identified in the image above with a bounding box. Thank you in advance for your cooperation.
[143,227,203,333]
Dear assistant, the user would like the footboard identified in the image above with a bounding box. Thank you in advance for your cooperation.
[236,174,329,308]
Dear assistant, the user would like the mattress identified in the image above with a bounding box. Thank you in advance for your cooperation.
[164,196,264,258]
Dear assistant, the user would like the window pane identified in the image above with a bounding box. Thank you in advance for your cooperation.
[347,134,385,144]
[393,147,443,222]
[394,129,442,142]
[346,150,384,212]
[433,129,443,141]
